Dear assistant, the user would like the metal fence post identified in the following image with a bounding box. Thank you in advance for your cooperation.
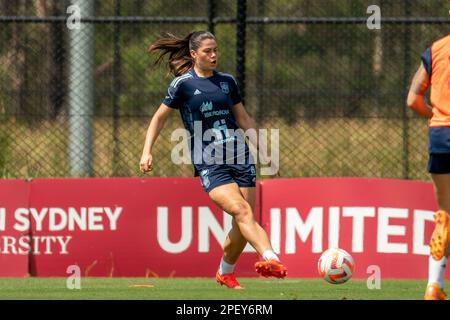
[236,0,246,104]
[402,1,411,179]
[256,0,265,123]
[112,0,122,176]
[208,0,216,34]
[68,0,95,177]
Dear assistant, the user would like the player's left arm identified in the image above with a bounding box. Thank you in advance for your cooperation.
[406,63,432,118]
[232,102,256,132]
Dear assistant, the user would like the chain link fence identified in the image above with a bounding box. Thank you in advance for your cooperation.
[1,0,449,180]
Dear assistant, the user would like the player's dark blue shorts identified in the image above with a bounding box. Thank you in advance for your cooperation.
[428,153,450,174]
[196,164,256,193]
[428,127,450,174]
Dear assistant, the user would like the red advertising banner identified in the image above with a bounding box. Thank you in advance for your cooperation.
[260,177,444,279]
[0,179,30,277]
[26,178,258,277]
[0,177,444,279]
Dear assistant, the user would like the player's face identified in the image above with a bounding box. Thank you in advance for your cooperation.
[192,39,218,71]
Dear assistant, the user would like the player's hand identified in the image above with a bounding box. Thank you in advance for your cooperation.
[140,153,153,173]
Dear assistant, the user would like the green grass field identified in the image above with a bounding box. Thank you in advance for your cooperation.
[0,278,428,300]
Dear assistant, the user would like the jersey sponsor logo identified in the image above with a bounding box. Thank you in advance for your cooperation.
[204,109,230,118]
[200,101,213,113]
[219,82,229,94]
[194,89,202,95]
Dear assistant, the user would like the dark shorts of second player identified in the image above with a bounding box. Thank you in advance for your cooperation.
[428,127,450,174]
[196,164,256,193]
[428,153,450,174]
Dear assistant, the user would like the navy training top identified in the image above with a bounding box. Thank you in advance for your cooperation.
[162,69,253,173]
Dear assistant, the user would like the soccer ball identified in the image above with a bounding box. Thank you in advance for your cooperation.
[317,248,355,284]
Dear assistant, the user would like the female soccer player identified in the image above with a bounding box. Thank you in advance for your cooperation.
[140,31,287,289]
[407,34,450,300]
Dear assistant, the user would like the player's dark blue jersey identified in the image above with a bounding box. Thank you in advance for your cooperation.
[162,69,253,173]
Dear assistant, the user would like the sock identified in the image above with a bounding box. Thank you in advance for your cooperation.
[428,255,447,288]
[262,250,280,262]
[219,257,235,275]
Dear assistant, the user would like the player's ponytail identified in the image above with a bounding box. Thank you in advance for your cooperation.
[148,31,215,77]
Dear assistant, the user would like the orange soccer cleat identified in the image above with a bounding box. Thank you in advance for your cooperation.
[430,210,450,261]
[255,259,287,279]
[424,283,447,300]
[215,271,244,289]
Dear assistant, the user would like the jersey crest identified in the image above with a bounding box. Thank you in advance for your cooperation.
[220,82,229,94]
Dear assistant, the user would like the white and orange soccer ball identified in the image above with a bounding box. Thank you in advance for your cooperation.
[317,248,355,284]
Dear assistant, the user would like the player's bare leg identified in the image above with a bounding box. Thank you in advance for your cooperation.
[216,217,247,289]
[430,173,450,261]
[222,219,247,264]
[209,183,273,256]
[221,187,255,265]
[425,173,450,300]
[213,185,256,289]
[211,183,286,287]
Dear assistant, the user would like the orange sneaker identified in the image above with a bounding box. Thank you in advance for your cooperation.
[430,210,450,261]
[255,259,287,278]
[215,271,244,289]
[424,283,447,300]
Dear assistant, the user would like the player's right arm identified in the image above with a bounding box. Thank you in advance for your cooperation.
[140,103,173,173]
[406,63,432,118]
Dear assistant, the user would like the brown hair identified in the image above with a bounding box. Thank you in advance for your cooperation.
[148,31,216,77]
